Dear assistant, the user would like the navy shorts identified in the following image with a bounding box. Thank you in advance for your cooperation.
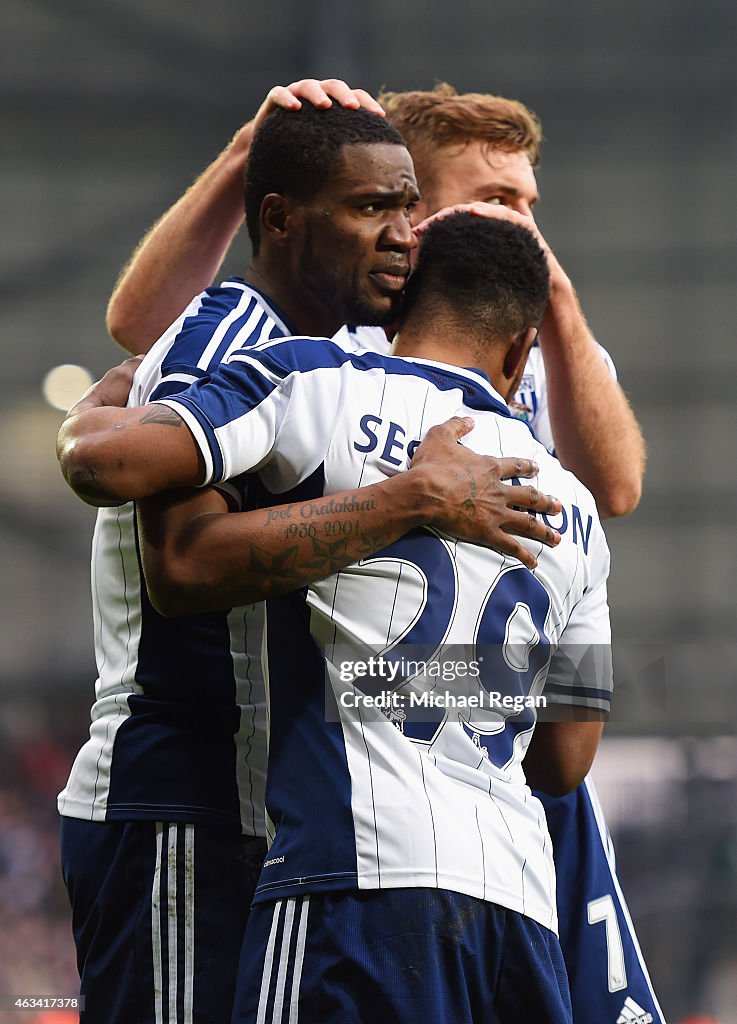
[61,817,266,1024]
[536,778,665,1024]
[233,888,572,1024]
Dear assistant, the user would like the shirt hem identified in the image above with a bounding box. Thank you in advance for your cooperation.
[253,869,557,934]
[57,798,261,834]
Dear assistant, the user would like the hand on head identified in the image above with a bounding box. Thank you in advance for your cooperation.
[412,201,553,268]
[413,201,535,237]
[254,78,385,131]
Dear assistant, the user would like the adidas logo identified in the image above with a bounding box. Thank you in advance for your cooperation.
[616,996,654,1024]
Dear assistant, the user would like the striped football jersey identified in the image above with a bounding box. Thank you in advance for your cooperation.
[59,280,293,833]
[58,283,398,832]
[160,337,612,932]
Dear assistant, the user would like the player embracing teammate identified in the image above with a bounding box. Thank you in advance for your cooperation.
[57,81,663,1024]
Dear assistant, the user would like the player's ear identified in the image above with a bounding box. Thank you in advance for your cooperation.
[260,194,296,247]
[503,326,537,384]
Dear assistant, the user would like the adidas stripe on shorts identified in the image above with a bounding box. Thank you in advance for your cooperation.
[61,817,266,1024]
[232,888,573,1024]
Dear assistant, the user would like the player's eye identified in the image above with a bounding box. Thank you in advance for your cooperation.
[356,201,381,214]
[484,196,504,206]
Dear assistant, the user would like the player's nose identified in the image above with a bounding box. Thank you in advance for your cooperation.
[381,211,416,251]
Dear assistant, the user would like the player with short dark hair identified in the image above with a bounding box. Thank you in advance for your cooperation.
[245,103,405,254]
[401,210,550,340]
[242,103,413,334]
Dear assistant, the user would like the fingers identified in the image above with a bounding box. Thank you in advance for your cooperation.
[284,80,332,108]
[466,202,528,223]
[251,88,299,132]
[101,355,143,385]
[505,483,561,517]
[481,509,561,570]
[351,88,386,116]
[495,456,538,481]
[501,508,561,548]
[464,203,549,252]
[494,458,562,517]
[108,356,144,388]
[267,85,304,110]
[490,535,539,571]
[264,79,385,116]
[413,202,537,238]
[413,203,478,237]
[412,201,553,270]
[297,80,384,115]
[419,415,475,448]
[73,355,143,413]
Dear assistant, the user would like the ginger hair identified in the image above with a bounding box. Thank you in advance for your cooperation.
[378,82,542,169]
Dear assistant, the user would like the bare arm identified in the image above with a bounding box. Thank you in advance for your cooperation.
[106,127,249,355]
[137,417,564,616]
[415,202,647,518]
[57,358,564,555]
[57,396,204,506]
[538,270,645,519]
[523,719,604,796]
[106,79,386,355]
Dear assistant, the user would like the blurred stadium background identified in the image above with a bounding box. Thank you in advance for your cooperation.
[1,1,735,1020]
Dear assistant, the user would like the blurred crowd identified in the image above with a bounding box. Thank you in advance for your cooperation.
[0,700,81,1024]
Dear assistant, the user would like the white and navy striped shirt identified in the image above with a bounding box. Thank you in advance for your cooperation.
[59,276,614,849]
[59,280,298,833]
[160,337,612,932]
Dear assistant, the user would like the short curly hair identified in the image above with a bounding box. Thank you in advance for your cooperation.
[378,82,542,170]
[402,212,549,344]
[245,105,406,254]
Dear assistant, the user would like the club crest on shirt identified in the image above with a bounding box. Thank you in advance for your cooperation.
[511,372,538,420]
[382,703,407,731]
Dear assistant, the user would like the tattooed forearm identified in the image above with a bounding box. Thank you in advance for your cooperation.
[299,495,378,516]
[139,405,185,427]
[283,520,359,541]
[246,519,396,597]
[263,495,378,528]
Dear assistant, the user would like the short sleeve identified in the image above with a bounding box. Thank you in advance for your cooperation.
[542,522,613,714]
[157,338,347,488]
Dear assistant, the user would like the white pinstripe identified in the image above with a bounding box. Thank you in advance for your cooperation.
[288,897,310,1024]
[167,825,178,1024]
[183,825,195,1024]
[256,901,283,1024]
[197,288,257,369]
[222,314,279,365]
[150,824,198,1023]
[157,371,200,390]
[151,824,164,1024]
[271,898,296,1021]
[252,898,310,1024]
